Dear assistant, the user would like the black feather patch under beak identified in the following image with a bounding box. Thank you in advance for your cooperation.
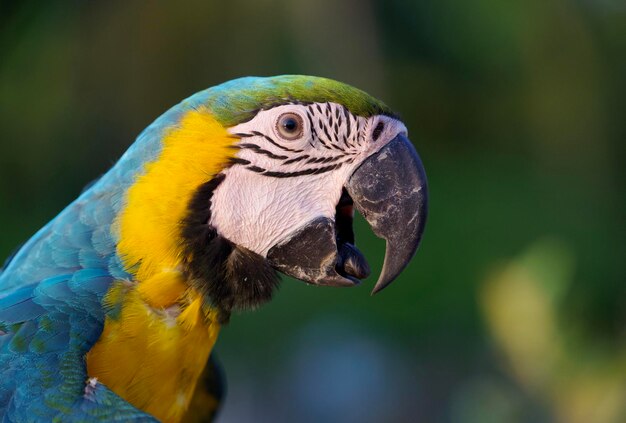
[267,133,428,293]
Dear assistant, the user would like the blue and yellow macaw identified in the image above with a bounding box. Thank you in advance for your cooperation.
[0,76,428,422]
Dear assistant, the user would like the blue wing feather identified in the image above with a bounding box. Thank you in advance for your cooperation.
[0,193,156,421]
[0,93,192,421]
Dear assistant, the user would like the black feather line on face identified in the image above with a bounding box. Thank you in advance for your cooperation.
[180,174,280,321]
[345,113,352,139]
[259,162,345,178]
[321,124,333,146]
[239,143,289,160]
[283,154,310,164]
[250,131,304,153]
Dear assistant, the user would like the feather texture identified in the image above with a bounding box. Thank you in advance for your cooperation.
[0,88,198,421]
[0,75,393,421]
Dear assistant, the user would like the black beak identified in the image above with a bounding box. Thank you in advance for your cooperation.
[346,133,428,293]
[267,133,428,294]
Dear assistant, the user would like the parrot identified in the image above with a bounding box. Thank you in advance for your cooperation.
[0,75,428,422]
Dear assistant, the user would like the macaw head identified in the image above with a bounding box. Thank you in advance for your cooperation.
[118,75,427,317]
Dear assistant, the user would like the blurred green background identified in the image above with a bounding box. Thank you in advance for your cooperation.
[1,1,624,422]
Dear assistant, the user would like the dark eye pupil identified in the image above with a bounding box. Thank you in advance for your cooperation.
[276,113,303,140]
[282,118,298,132]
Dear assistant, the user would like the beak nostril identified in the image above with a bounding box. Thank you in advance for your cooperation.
[372,122,385,142]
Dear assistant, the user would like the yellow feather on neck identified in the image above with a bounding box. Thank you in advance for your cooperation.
[117,107,236,282]
[86,109,236,422]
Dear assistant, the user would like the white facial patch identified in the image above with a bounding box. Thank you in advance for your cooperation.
[210,102,407,257]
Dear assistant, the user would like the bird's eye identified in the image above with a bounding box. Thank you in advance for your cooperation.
[276,113,304,140]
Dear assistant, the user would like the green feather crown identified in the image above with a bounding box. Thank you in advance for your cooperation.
[196,75,395,127]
